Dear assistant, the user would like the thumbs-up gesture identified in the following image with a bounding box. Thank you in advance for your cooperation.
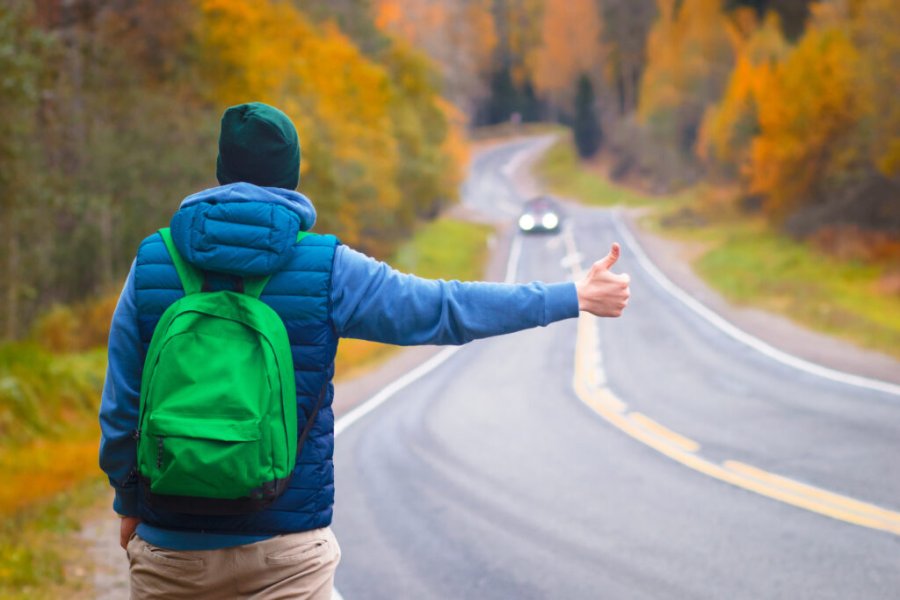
[576,243,630,317]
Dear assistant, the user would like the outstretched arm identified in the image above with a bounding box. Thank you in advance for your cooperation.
[331,242,629,345]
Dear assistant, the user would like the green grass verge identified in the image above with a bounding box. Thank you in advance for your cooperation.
[687,215,900,358]
[537,138,900,360]
[334,215,495,378]
[536,136,656,207]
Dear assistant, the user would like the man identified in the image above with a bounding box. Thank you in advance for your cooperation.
[99,102,630,599]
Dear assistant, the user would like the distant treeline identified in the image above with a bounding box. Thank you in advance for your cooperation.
[380,0,898,237]
[2,0,898,338]
[0,0,464,338]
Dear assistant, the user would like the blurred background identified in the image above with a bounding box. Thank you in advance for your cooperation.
[0,0,898,596]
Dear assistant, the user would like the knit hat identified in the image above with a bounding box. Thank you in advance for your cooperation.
[216,102,301,190]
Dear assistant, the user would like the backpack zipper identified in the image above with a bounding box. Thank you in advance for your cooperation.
[156,436,164,469]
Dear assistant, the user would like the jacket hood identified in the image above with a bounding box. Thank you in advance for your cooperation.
[170,182,316,277]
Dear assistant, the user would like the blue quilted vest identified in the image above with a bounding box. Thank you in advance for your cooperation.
[133,229,340,535]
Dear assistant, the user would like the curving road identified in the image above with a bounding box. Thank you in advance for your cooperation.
[332,138,900,599]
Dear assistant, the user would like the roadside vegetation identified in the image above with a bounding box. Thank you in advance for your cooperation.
[539,137,900,360]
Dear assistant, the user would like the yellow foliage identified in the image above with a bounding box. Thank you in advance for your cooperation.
[197,0,401,250]
[749,26,861,217]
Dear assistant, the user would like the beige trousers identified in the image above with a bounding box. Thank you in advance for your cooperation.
[126,527,341,599]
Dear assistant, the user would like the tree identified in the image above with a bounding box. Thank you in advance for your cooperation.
[638,0,734,154]
[749,25,860,218]
[696,10,787,179]
[533,0,604,116]
[573,74,601,157]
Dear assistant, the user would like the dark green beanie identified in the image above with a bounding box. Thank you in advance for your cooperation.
[216,102,301,190]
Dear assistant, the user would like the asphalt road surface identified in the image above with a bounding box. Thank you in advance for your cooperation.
[332,138,900,599]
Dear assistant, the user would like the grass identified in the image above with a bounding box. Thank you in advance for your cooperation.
[680,212,900,358]
[0,465,107,599]
[334,216,495,379]
[537,138,900,360]
[536,136,656,207]
[0,342,107,598]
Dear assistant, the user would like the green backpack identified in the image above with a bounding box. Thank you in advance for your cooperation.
[136,228,315,515]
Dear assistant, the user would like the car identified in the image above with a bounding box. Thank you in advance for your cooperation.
[518,196,562,233]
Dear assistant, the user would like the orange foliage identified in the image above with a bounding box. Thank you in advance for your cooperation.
[697,11,787,177]
[0,437,99,516]
[638,0,734,145]
[749,26,860,217]
[533,0,603,110]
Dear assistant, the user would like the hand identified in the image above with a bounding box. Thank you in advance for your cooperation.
[120,516,141,550]
[575,242,630,317]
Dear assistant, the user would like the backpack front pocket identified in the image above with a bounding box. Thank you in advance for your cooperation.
[144,414,265,499]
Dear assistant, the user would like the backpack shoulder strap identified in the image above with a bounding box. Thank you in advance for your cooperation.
[159,228,203,296]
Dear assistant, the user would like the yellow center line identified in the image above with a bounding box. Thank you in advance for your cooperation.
[628,412,701,453]
[571,314,900,537]
[724,460,900,527]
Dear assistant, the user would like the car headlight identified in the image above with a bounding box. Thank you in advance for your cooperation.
[518,214,535,230]
[541,213,559,229]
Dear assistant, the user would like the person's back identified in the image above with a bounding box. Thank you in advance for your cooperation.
[99,102,630,599]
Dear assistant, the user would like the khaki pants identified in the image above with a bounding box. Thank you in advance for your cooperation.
[127,527,341,599]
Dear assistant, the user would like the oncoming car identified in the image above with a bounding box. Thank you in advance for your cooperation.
[518,196,562,234]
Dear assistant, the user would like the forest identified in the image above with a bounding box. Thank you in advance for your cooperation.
[1,0,898,339]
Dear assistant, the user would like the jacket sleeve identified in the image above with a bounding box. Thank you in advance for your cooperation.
[331,245,579,345]
[98,262,143,516]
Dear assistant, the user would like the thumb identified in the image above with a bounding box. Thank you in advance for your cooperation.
[596,242,621,271]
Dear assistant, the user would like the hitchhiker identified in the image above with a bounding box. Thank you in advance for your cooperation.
[99,102,630,599]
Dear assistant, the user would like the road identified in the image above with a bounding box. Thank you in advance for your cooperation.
[332,138,900,599]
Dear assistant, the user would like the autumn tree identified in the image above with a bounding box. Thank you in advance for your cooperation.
[639,0,734,154]
[748,15,860,219]
[533,0,604,117]
[696,10,787,180]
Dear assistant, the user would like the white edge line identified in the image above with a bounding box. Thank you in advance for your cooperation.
[611,212,900,397]
[331,143,530,599]
[333,346,461,438]
[504,234,522,284]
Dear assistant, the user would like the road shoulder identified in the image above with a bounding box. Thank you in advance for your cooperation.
[619,209,900,386]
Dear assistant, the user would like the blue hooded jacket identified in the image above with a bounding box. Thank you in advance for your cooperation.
[99,183,580,550]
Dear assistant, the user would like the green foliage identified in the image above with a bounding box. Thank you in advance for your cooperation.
[391,217,494,281]
[0,344,105,445]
